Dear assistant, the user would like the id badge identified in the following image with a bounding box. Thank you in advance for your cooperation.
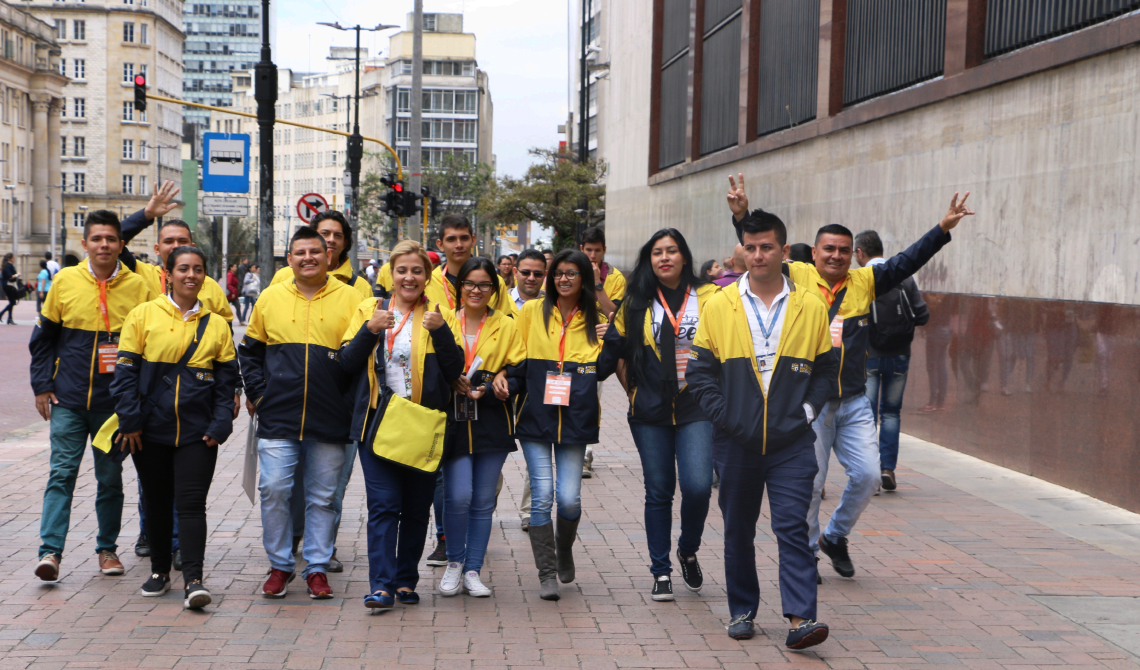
[757,352,775,371]
[386,360,410,397]
[675,348,690,386]
[455,394,478,421]
[544,373,572,406]
[97,343,119,374]
[829,315,845,348]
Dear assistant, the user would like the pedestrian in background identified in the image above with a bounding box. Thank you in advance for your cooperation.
[699,259,723,282]
[1,253,20,325]
[241,264,261,325]
[599,229,717,603]
[713,245,746,288]
[36,260,51,314]
[496,255,516,290]
[225,263,241,323]
[109,246,237,609]
[854,231,929,492]
[514,249,607,601]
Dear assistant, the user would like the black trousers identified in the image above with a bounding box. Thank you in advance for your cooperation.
[132,440,218,584]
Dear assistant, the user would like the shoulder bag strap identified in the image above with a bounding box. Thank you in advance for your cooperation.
[144,313,211,415]
[827,287,847,324]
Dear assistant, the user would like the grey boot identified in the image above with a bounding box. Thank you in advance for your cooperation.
[528,522,560,601]
[555,515,581,584]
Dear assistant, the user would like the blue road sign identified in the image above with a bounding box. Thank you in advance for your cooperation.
[201,133,250,194]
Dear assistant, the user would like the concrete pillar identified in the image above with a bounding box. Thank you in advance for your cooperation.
[48,98,63,254]
[31,94,50,235]
[817,0,848,119]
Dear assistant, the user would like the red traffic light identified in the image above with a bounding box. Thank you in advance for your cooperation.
[392,183,404,192]
[134,75,146,87]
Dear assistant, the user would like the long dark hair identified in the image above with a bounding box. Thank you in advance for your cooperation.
[620,229,706,385]
[542,249,600,345]
[699,259,718,281]
[456,256,499,312]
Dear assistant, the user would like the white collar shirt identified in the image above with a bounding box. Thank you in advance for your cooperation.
[738,274,791,394]
[86,259,120,282]
[165,294,202,321]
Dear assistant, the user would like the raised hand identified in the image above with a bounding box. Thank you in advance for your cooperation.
[595,323,609,340]
[727,173,749,221]
[367,304,396,334]
[144,180,182,220]
[423,303,445,331]
[939,191,975,233]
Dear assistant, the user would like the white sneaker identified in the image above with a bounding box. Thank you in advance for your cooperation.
[463,570,491,597]
[439,562,463,596]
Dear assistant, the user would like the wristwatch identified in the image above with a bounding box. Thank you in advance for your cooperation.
[595,282,604,291]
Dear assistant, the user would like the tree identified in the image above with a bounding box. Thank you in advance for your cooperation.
[481,146,606,252]
[193,216,259,277]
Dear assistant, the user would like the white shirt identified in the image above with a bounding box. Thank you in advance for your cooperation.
[86,259,120,281]
[165,294,202,321]
[46,259,60,276]
[651,286,700,388]
[385,308,414,398]
[738,274,790,393]
[510,286,543,310]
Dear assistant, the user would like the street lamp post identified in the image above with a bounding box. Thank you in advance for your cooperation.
[317,22,397,270]
[255,0,277,289]
[5,185,16,258]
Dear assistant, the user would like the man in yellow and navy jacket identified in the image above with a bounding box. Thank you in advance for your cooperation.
[28,210,155,582]
[271,210,374,302]
[238,227,363,599]
[426,213,517,317]
[579,225,625,477]
[686,210,837,648]
[727,175,975,581]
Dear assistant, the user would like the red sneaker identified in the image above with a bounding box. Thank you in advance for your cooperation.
[262,568,295,598]
[35,554,60,581]
[306,572,333,599]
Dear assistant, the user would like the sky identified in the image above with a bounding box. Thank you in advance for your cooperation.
[273,0,569,179]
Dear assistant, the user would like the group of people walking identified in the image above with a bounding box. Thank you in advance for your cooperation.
[27,177,974,652]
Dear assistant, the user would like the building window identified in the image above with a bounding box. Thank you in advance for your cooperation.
[424,13,437,31]
[140,24,148,44]
[58,58,66,76]
[61,136,67,156]
[397,90,410,112]
[122,139,134,160]
[73,98,85,118]
[123,22,135,43]
[74,59,85,80]
[122,102,134,121]
[73,20,85,41]
[72,173,85,192]
[72,212,84,228]
[138,143,147,161]
[402,60,412,75]
[55,19,65,40]
[124,0,133,4]
[396,118,410,141]
[74,137,85,156]
[123,63,134,82]
[122,175,133,194]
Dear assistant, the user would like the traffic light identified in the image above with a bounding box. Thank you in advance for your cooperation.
[133,74,147,112]
[379,173,406,217]
[403,189,423,218]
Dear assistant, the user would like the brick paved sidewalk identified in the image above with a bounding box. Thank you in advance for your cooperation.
[0,384,1139,669]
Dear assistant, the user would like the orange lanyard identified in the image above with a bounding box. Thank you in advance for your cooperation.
[385,307,414,364]
[97,279,111,333]
[818,278,846,307]
[656,286,691,337]
[460,308,487,373]
[556,306,579,373]
[160,268,167,294]
[443,275,456,309]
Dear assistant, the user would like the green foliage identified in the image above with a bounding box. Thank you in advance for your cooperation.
[481,147,606,252]
[193,216,259,276]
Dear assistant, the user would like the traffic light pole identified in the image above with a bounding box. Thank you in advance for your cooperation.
[347,26,364,272]
[255,0,276,289]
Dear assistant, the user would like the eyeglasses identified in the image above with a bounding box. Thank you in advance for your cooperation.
[517,270,545,278]
[554,270,580,279]
[461,281,495,293]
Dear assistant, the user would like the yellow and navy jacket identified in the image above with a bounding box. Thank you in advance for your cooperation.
[512,299,607,445]
[426,265,518,318]
[238,278,361,443]
[733,216,951,398]
[110,298,238,445]
[600,264,626,304]
[132,262,234,324]
[29,263,156,412]
[339,296,464,444]
[375,263,392,297]
[686,282,837,453]
[446,308,527,459]
[272,258,374,302]
[598,283,717,426]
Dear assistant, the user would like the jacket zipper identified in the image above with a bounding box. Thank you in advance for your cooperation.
[87,331,97,410]
[300,298,310,440]
[174,375,182,445]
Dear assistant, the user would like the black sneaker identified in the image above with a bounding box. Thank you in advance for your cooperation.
[815,557,822,585]
[726,613,755,640]
[650,575,674,602]
[676,550,703,592]
[184,580,211,609]
[172,549,183,572]
[141,573,171,597]
[819,535,855,578]
[881,469,897,491]
[134,534,151,557]
[425,538,447,567]
[786,620,829,649]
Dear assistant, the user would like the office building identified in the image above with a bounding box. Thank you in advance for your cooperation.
[182,0,272,129]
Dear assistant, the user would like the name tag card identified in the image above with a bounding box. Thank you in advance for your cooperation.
[98,343,119,374]
[455,394,478,421]
[675,348,690,387]
[544,373,572,406]
[757,351,775,371]
[829,316,845,348]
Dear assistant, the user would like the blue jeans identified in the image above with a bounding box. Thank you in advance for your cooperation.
[807,394,880,553]
[138,479,179,551]
[357,446,436,593]
[715,431,818,622]
[240,295,257,322]
[628,421,714,576]
[865,356,910,471]
[39,407,122,558]
[257,438,346,578]
[519,441,586,526]
[443,451,510,573]
[289,442,357,549]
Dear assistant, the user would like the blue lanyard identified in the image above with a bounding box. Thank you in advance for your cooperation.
[745,293,785,345]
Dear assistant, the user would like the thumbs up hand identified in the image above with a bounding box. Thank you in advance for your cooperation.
[423,302,446,331]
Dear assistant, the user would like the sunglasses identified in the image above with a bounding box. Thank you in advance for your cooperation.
[518,270,545,278]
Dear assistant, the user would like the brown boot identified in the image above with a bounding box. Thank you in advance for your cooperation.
[528,522,560,601]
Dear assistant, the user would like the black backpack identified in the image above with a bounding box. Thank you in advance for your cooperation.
[869,282,917,352]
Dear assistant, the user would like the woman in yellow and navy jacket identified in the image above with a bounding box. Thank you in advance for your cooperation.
[109,246,237,609]
[597,229,718,602]
[338,240,464,612]
[513,249,607,602]
[437,257,526,599]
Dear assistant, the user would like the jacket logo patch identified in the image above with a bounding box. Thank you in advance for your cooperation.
[327,351,337,360]
[116,356,133,366]
[858,319,868,327]
[688,350,698,360]
[577,365,596,375]
[194,372,214,382]
[790,362,812,375]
